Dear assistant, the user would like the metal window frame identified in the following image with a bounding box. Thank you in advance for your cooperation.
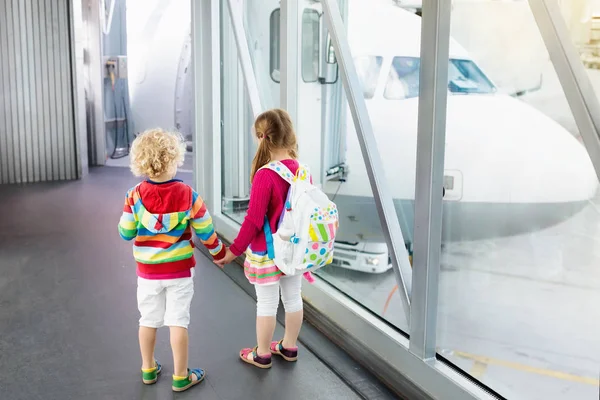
[82,0,106,167]
[409,0,452,361]
[69,0,88,178]
[225,0,263,118]
[192,0,253,243]
[191,0,221,208]
[529,0,600,181]
[280,0,299,122]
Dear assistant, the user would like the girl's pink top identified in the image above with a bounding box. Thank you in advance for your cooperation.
[230,159,300,257]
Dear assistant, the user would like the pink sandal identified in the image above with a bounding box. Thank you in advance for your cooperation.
[239,346,272,369]
[270,340,298,362]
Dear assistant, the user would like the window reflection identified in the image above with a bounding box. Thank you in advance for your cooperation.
[354,55,383,98]
[384,56,496,100]
[302,9,320,83]
[270,9,280,83]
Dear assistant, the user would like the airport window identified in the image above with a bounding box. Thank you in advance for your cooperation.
[448,58,495,94]
[353,55,383,99]
[270,9,280,83]
[301,9,320,83]
[384,56,496,100]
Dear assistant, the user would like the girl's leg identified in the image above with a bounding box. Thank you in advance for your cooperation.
[253,282,280,357]
[280,275,303,348]
[139,327,158,370]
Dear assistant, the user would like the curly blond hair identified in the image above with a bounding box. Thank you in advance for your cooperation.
[129,128,186,178]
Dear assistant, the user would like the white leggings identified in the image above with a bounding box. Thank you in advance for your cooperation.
[255,275,303,317]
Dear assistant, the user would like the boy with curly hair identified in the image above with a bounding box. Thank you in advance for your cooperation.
[118,128,226,392]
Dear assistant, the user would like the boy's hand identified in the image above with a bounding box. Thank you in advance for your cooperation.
[215,247,236,267]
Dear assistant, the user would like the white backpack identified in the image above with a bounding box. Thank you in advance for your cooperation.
[260,161,339,276]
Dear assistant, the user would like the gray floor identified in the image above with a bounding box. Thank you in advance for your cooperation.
[0,167,360,400]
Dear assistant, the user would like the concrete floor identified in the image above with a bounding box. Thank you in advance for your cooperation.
[0,167,360,400]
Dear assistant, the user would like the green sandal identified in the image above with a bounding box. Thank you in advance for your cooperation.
[172,368,205,392]
[141,360,162,384]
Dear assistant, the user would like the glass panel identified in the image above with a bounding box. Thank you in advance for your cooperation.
[218,0,416,333]
[220,0,265,224]
[108,0,195,173]
[437,1,600,399]
[302,9,320,83]
[219,0,416,334]
[311,0,418,334]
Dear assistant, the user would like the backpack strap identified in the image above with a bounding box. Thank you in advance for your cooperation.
[263,216,275,260]
[295,164,311,182]
[258,161,295,184]
[259,161,305,260]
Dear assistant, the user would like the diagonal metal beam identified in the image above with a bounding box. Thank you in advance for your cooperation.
[322,0,412,320]
[225,0,262,118]
[529,0,600,181]
[409,0,452,361]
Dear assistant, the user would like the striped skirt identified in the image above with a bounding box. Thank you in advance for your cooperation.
[244,247,283,285]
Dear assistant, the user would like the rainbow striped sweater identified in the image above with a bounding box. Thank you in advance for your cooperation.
[118,179,226,279]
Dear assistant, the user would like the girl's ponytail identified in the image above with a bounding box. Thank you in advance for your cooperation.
[250,139,271,182]
[249,108,298,182]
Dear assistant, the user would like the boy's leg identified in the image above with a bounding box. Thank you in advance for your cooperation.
[164,274,195,378]
[139,327,158,370]
[137,277,166,370]
[170,326,189,377]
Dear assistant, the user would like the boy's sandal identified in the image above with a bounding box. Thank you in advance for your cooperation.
[239,346,272,369]
[141,360,162,384]
[172,368,205,392]
[270,340,298,362]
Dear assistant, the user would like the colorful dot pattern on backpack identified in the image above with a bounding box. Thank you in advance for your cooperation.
[310,204,338,224]
[303,219,337,268]
[266,162,295,183]
[303,241,334,268]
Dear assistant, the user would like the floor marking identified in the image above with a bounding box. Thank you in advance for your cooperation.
[382,284,398,316]
[470,360,488,379]
[453,350,600,386]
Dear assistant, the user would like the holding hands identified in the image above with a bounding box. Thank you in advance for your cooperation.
[215,247,236,267]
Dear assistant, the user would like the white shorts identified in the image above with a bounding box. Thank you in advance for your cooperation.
[137,269,195,329]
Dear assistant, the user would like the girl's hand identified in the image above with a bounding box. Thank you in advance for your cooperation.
[215,248,236,267]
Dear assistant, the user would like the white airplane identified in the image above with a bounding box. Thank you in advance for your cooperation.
[126,0,598,274]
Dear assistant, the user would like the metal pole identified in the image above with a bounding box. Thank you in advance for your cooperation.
[322,0,412,320]
[529,0,600,182]
[191,0,221,206]
[409,0,452,361]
